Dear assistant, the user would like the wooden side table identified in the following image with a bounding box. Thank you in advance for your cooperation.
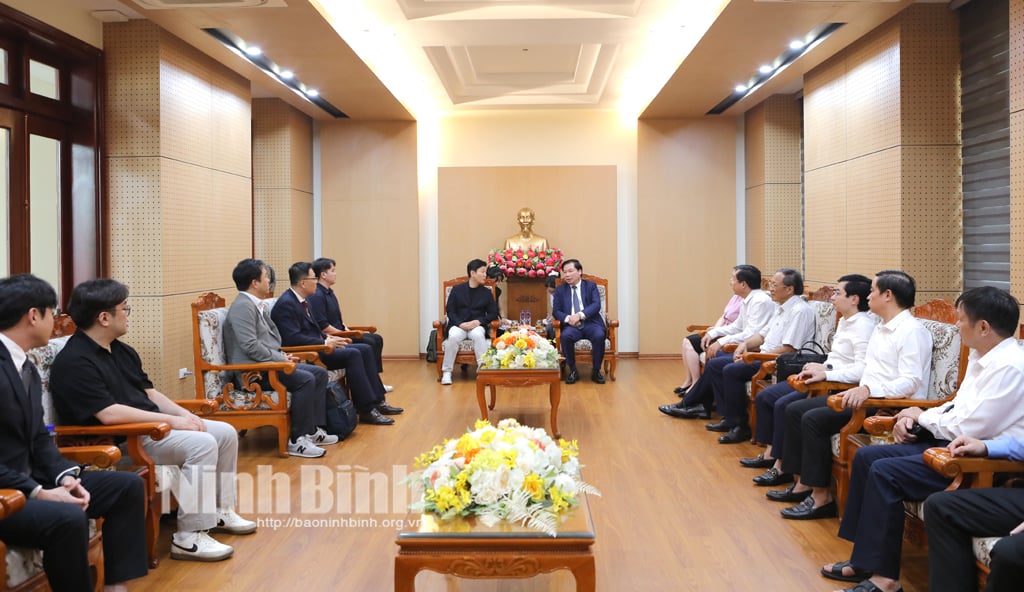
[475,368,562,438]
[395,493,596,592]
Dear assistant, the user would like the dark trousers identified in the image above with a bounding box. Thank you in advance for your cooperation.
[560,321,605,371]
[716,359,761,426]
[319,342,384,413]
[274,363,328,439]
[0,470,148,590]
[780,396,852,487]
[355,332,385,373]
[840,441,951,579]
[753,382,808,452]
[682,351,731,409]
[926,487,1024,592]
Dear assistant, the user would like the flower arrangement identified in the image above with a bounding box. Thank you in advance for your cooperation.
[488,247,563,278]
[409,418,599,536]
[481,327,560,370]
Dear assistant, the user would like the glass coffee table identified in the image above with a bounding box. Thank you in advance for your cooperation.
[475,367,562,438]
[395,492,595,591]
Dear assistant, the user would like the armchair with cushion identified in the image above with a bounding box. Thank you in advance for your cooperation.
[432,278,499,381]
[553,274,619,381]
[0,445,121,592]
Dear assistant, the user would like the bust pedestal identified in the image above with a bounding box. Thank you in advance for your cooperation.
[504,276,548,326]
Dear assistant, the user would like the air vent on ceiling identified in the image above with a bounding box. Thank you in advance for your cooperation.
[132,0,284,9]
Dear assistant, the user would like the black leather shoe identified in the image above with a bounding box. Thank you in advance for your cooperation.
[377,403,404,415]
[718,425,752,444]
[780,497,838,520]
[705,419,734,432]
[673,384,692,395]
[677,404,710,419]
[565,369,579,384]
[591,370,606,384]
[658,403,686,417]
[739,453,776,469]
[765,483,812,503]
[752,467,793,486]
[359,408,395,425]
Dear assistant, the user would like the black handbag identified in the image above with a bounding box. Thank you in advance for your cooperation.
[325,381,358,439]
[775,341,828,382]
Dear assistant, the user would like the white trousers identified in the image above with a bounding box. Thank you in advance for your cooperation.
[442,325,488,372]
[141,418,239,533]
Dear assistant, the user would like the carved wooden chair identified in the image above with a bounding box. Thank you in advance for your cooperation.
[0,445,120,592]
[261,297,345,386]
[28,316,200,568]
[791,299,966,512]
[192,292,298,457]
[553,274,619,380]
[432,278,498,381]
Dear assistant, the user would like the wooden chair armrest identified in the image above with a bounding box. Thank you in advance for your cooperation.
[347,325,377,333]
[208,361,297,374]
[0,489,26,518]
[59,445,122,468]
[761,360,777,374]
[741,352,780,364]
[786,376,857,394]
[281,344,335,354]
[607,319,619,328]
[827,394,954,412]
[55,422,172,441]
[863,416,898,435]
[432,320,446,330]
[335,331,364,340]
[722,343,738,353]
[923,447,1024,481]
[176,400,218,415]
[686,324,711,333]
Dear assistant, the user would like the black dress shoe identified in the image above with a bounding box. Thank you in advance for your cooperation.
[673,384,692,395]
[677,404,710,419]
[591,370,605,384]
[752,467,794,486]
[739,453,776,469]
[705,419,734,432]
[717,425,752,444]
[359,408,395,425]
[765,483,812,503]
[377,403,404,415]
[565,369,579,384]
[780,497,838,520]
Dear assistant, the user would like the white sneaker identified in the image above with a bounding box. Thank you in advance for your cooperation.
[171,531,233,562]
[288,435,326,458]
[441,371,452,385]
[384,384,394,393]
[214,509,257,535]
[306,427,339,446]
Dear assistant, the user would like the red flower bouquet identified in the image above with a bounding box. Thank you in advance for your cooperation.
[488,247,563,278]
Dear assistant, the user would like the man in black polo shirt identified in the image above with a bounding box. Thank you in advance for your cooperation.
[51,279,256,563]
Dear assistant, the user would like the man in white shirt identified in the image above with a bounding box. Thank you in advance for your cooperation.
[769,270,932,520]
[742,274,878,487]
[819,286,1024,592]
[708,268,816,444]
[659,264,774,418]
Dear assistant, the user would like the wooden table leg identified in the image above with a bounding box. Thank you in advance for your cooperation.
[570,556,596,592]
[549,378,561,438]
[394,556,420,592]
[476,379,489,421]
[488,384,496,410]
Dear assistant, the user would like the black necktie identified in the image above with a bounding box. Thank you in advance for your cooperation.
[20,360,36,394]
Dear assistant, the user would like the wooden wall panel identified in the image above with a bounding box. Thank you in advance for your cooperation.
[1009,0,1024,298]
[763,96,803,184]
[846,149,902,275]
[804,165,847,283]
[638,118,736,355]
[765,183,803,272]
[745,185,766,269]
[901,145,962,297]
[745,102,766,189]
[804,55,847,172]
[900,4,961,147]
[319,120,419,356]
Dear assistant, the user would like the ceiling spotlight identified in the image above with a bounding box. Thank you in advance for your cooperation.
[305,88,319,97]
[244,45,262,57]
[789,40,805,50]
[279,70,293,79]
[734,84,748,93]
[759,64,773,74]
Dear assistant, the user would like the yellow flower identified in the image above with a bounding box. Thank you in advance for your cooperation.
[522,473,545,501]
[474,419,491,430]
[480,430,496,445]
[514,338,529,349]
[523,352,536,368]
[559,439,579,462]
[455,433,481,459]
[549,486,569,513]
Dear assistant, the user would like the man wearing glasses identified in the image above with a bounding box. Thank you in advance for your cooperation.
[270,262,401,426]
[51,279,257,562]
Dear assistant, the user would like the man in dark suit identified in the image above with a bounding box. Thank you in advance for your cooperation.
[223,259,337,458]
[0,274,148,592]
[552,259,606,384]
[270,262,401,426]
[440,259,499,385]
[308,257,390,392]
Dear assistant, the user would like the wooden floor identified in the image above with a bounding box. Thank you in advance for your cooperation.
[127,359,930,591]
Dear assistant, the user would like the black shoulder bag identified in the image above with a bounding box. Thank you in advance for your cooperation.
[775,341,828,382]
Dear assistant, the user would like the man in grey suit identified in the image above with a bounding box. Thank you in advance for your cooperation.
[223,258,338,458]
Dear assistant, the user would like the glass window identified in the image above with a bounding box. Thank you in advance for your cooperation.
[29,60,58,100]
[29,134,60,295]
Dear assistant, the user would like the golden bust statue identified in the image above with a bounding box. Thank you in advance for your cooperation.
[504,207,549,251]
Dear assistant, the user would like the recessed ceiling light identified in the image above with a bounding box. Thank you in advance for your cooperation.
[789,40,805,50]
[759,65,773,74]
[305,89,319,97]
[734,84,747,93]
[244,45,262,57]
[279,70,293,79]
